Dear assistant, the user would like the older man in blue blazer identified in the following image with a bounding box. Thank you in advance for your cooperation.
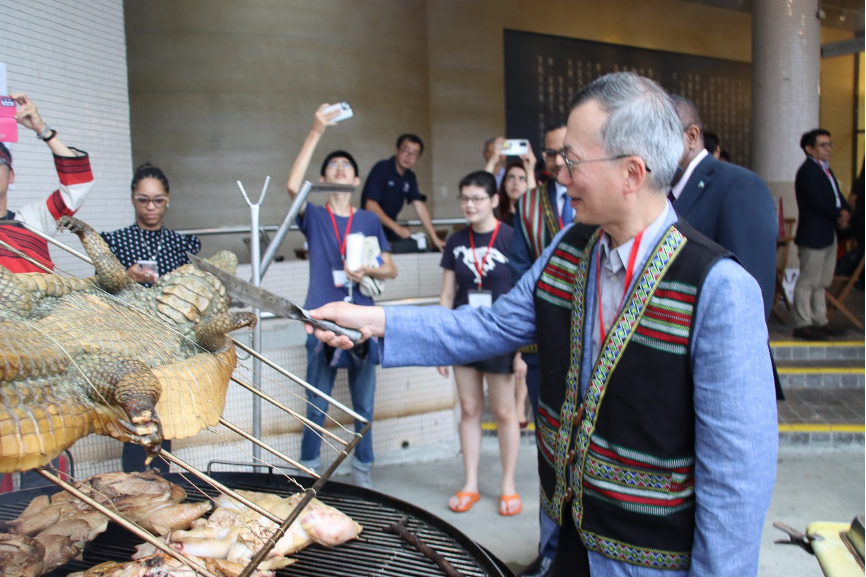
[668,96,778,321]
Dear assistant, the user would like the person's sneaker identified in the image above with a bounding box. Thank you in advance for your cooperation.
[518,554,554,577]
[352,466,376,490]
[792,326,829,341]
[816,323,847,337]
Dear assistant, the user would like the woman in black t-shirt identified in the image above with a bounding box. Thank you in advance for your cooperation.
[438,171,522,517]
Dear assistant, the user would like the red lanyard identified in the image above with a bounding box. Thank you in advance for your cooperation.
[557,195,565,229]
[325,204,355,261]
[596,229,644,343]
[469,221,501,289]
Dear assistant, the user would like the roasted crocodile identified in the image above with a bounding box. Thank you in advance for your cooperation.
[0,217,256,473]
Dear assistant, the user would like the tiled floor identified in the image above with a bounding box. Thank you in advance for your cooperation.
[778,388,864,424]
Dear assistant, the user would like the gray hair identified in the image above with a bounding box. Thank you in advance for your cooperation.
[570,72,682,192]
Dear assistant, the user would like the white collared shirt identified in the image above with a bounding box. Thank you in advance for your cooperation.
[590,202,673,363]
[670,148,708,200]
[554,181,570,220]
[813,157,842,208]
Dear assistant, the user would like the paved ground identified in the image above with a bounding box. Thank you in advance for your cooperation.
[332,438,865,576]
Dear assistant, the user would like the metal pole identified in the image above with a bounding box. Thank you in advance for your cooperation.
[237,177,269,461]
[260,180,312,276]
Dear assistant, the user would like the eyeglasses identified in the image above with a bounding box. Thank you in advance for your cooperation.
[543,148,563,159]
[0,157,9,168]
[816,141,833,149]
[398,147,421,158]
[559,151,651,178]
[458,195,491,205]
[133,195,169,208]
[327,160,354,171]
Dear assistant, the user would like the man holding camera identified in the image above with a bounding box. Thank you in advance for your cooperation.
[0,93,94,272]
[286,104,397,490]
[361,134,446,252]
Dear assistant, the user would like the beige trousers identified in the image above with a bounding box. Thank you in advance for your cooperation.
[793,241,836,328]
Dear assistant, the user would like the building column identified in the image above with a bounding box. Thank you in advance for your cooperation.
[751,0,821,238]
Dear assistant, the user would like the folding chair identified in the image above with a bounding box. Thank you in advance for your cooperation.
[772,218,797,321]
[826,254,864,330]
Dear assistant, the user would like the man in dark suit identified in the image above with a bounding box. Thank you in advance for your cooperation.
[792,129,851,340]
[669,96,778,320]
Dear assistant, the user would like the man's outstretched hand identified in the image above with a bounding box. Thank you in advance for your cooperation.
[306,301,386,349]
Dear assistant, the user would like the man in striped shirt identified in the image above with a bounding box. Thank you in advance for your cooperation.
[0,93,95,273]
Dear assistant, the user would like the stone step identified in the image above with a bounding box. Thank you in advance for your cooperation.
[771,340,865,362]
[776,360,864,389]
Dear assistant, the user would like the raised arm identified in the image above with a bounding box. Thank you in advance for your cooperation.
[521,145,537,191]
[11,93,81,158]
[286,104,339,214]
[484,137,505,174]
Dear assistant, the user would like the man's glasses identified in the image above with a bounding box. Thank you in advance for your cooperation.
[559,151,651,178]
[327,160,354,171]
[398,147,421,158]
[458,195,491,205]
[816,141,833,149]
[133,195,169,208]
[0,157,9,168]
[543,149,563,159]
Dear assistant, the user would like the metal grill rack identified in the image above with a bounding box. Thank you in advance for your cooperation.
[0,473,511,577]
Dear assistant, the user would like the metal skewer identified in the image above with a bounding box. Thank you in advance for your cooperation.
[159,451,283,525]
[231,376,349,446]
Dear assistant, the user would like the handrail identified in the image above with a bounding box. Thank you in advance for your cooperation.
[176,217,467,237]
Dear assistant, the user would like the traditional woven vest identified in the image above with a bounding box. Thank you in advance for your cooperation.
[0,211,53,273]
[517,181,561,261]
[533,219,728,571]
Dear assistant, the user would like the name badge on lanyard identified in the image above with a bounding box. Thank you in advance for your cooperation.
[326,205,355,289]
[332,269,349,287]
[468,289,492,308]
[468,221,501,309]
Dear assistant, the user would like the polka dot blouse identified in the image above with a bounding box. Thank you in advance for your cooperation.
[100,223,202,285]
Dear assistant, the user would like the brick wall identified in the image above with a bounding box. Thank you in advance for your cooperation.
[0,0,133,277]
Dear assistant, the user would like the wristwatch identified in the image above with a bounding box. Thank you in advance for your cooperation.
[36,125,57,142]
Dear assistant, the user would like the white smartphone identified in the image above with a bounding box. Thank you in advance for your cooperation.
[138,260,158,279]
[500,139,530,156]
[323,101,354,122]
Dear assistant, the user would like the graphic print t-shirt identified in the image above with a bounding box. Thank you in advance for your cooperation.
[440,222,513,308]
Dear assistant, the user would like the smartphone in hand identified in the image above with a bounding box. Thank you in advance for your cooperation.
[323,101,354,123]
[0,97,18,143]
[499,139,529,156]
[138,260,158,280]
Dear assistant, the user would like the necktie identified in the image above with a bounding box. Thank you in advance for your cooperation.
[560,195,573,225]
[824,167,841,208]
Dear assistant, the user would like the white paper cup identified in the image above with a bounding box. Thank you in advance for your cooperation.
[345,233,365,271]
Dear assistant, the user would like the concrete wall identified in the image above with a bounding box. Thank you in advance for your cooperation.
[0,0,132,277]
[125,0,433,260]
[125,0,859,258]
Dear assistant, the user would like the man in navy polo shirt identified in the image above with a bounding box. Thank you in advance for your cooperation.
[361,134,446,251]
